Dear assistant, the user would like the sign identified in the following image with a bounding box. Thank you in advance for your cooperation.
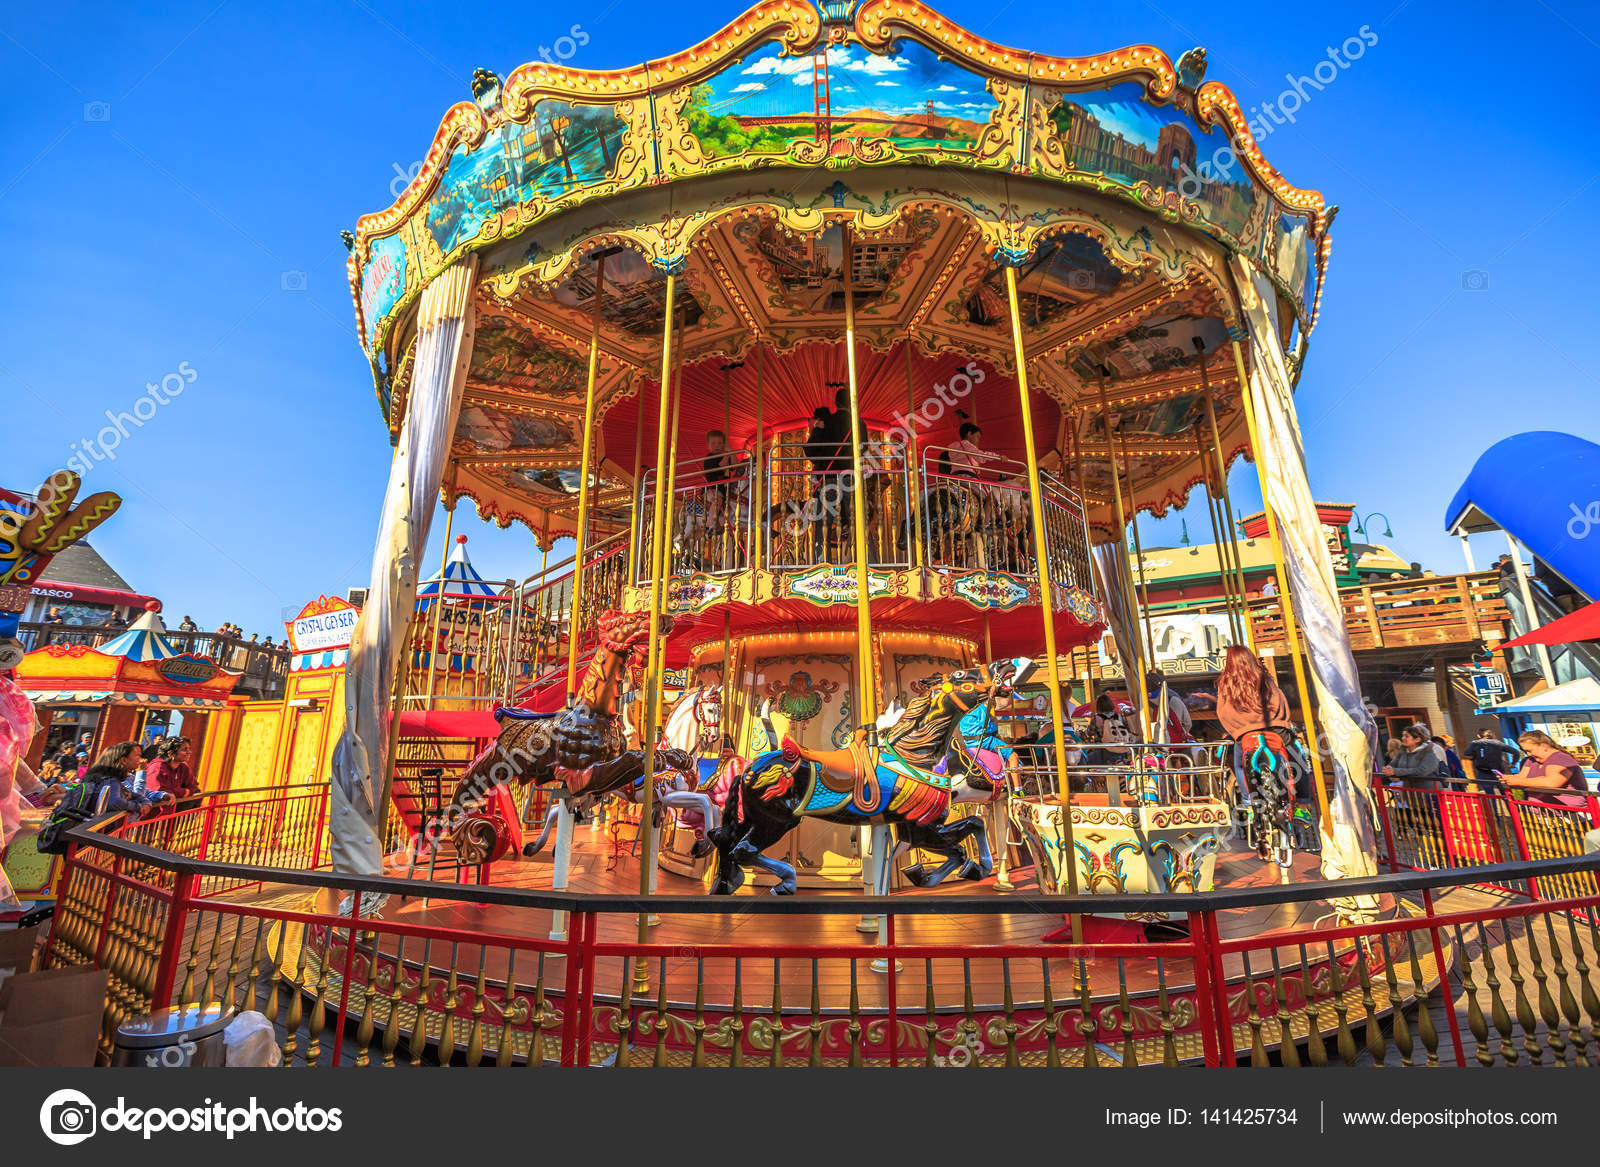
[785,565,890,607]
[665,574,726,614]
[156,654,219,685]
[951,571,1029,610]
[1471,671,1508,699]
[286,596,360,654]
[1096,611,1234,676]
[1322,522,1359,587]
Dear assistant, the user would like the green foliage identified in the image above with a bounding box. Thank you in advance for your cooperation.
[684,84,792,156]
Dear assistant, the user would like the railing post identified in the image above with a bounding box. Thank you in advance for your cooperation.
[885,912,899,1068]
[1202,909,1235,1065]
[195,798,217,861]
[559,908,585,1067]
[1375,785,1401,871]
[575,911,597,1068]
[330,887,363,1067]
[92,855,123,969]
[151,871,197,1009]
[1504,796,1539,899]
[1187,910,1220,1066]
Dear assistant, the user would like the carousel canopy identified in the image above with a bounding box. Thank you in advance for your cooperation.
[98,606,180,662]
[417,535,505,599]
[345,1,1332,544]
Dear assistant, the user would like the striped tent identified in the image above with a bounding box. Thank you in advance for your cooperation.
[97,607,181,662]
[417,535,503,600]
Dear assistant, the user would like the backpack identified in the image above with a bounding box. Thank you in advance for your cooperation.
[36,781,104,854]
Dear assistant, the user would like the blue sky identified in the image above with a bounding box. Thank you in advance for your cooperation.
[2,1,1595,635]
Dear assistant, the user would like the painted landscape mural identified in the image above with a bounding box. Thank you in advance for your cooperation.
[691,40,997,157]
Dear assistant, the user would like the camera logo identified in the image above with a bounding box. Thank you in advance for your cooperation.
[40,1088,97,1146]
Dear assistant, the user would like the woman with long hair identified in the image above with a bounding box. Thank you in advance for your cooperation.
[82,742,170,818]
[144,736,198,801]
[1215,645,1292,742]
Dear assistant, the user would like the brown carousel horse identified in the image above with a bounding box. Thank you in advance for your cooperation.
[447,609,695,861]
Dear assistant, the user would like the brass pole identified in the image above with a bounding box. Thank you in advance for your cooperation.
[1120,445,1160,690]
[423,503,455,711]
[1196,428,1245,646]
[636,273,679,971]
[566,248,615,702]
[1004,265,1082,920]
[1200,368,1255,650]
[1228,339,1333,832]
[629,377,646,581]
[903,341,923,570]
[1096,375,1151,740]
[752,344,766,569]
[842,228,878,733]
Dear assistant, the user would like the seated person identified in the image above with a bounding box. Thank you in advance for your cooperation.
[1507,730,1592,810]
[80,742,172,819]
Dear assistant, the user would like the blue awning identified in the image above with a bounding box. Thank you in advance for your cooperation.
[1445,431,1600,600]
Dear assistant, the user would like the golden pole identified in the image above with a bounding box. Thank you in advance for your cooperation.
[423,502,455,711]
[566,248,615,703]
[1195,428,1245,647]
[902,341,923,571]
[636,274,678,978]
[1201,373,1255,650]
[752,344,766,569]
[1120,446,1160,688]
[629,377,646,580]
[1004,265,1082,920]
[842,228,878,733]
[1096,375,1150,740]
[1228,339,1332,832]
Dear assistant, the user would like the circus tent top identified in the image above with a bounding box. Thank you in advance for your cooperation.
[417,535,504,600]
[98,605,181,662]
[343,0,1335,545]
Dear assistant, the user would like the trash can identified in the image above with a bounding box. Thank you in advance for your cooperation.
[112,1003,232,1067]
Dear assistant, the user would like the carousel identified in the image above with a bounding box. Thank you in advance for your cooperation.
[323,0,1389,1047]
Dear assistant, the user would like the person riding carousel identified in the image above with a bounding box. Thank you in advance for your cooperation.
[1215,645,1317,860]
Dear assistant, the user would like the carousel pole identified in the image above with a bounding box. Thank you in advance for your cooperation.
[1120,448,1160,695]
[841,227,879,737]
[634,273,680,990]
[1096,375,1151,740]
[423,502,455,711]
[629,378,646,581]
[1004,263,1083,929]
[751,344,766,568]
[902,341,924,570]
[1199,354,1255,649]
[1228,339,1333,833]
[1195,428,1246,647]
[719,360,741,573]
[566,247,619,705]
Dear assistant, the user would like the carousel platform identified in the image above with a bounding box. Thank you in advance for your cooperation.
[265,825,1455,1066]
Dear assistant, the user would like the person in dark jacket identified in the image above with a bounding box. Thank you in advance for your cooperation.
[1381,725,1446,790]
[80,742,170,818]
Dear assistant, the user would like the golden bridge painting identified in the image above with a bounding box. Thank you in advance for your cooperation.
[692,40,997,155]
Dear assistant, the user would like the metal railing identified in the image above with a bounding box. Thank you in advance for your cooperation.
[629,441,1095,602]
[46,798,1600,1067]
[1009,740,1234,803]
[635,451,755,581]
[19,622,291,695]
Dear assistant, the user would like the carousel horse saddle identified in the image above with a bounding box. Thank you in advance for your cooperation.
[495,706,561,723]
[781,736,883,814]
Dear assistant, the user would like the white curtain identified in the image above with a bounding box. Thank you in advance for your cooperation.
[1230,258,1380,892]
[331,257,478,875]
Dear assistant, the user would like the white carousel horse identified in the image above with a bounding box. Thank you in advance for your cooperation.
[522,685,726,857]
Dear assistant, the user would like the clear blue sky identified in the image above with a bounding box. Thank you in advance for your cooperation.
[3,1,1594,635]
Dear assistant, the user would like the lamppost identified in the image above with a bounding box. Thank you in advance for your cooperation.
[1351,511,1394,540]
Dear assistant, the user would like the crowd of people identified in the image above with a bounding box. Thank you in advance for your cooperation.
[23,734,199,821]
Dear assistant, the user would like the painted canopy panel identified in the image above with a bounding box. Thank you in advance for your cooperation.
[347,1,1331,374]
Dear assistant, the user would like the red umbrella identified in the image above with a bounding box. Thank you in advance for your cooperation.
[1503,601,1600,648]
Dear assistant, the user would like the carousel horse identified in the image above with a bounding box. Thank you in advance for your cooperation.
[1230,725,1321,867]
[520,682,735,859]
[707,656,1035,895]
[446,609,695,862]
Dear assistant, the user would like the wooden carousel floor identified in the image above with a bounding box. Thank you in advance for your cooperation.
[340,824,1407,1014]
